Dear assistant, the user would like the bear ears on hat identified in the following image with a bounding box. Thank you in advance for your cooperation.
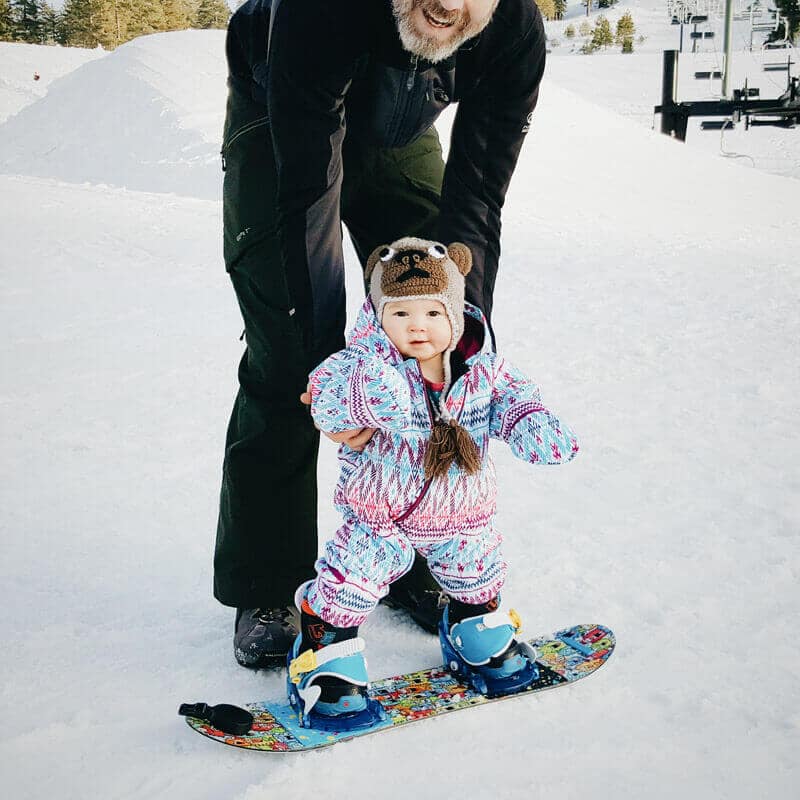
[365,240,473,280]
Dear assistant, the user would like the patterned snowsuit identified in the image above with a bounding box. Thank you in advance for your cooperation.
[305,299,579,628]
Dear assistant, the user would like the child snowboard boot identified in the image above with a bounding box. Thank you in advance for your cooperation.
[287,584,387,731]
[439,596,539,697]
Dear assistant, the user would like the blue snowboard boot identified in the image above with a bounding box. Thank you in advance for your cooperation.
[287,585,387,731]
[439,597,539,697]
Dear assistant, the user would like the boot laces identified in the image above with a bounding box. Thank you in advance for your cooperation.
[253,607,290,625]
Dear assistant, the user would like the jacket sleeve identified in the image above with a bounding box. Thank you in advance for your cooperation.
[438,6,546,325]
[267,0,364,370]
[309,351,413,434]
[488,355,579,465]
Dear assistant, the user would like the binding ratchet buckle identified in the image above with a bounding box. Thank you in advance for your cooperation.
[289,649,318,684]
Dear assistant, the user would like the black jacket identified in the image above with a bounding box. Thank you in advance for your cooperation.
[226,0,546,366]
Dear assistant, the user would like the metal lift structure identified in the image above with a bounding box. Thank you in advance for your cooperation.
[655,0,800,140]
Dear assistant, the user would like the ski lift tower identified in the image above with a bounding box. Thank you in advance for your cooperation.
[669,1,719,52]
[667,0,773,97]
[655,0,800,139]
[721,0,735,97]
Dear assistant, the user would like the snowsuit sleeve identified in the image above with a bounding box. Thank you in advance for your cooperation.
[489,355,579,465]
[309,351,413,434]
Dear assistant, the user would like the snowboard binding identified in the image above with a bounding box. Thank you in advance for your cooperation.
[286,635,387,732]
[439,603,539,698]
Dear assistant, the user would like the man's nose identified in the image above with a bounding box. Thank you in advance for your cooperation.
[439,0,465,10]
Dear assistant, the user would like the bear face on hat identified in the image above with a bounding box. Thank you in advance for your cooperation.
[366,236,472,351]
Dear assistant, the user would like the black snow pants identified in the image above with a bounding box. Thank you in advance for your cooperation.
[214,82,445,609]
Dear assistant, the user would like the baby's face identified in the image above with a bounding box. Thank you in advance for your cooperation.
[382,299,452,361]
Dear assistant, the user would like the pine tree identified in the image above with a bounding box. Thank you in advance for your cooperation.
[194,0,229,29]
[535,0,556,21]
[161,0,192,30]
[0,0,14,41]
[105,0,132,47]
[39,1,64,42]
[60,0,202,49]
[12,0,43,42]
[126,0,166,38]
[590,15,613,49]
[578,19,592,36]
[621,35,633,53]
[102,0,143,48]
[615,11,635,45]
[554,0,567,20]
[564,24,575,38]
[61,0,107,47]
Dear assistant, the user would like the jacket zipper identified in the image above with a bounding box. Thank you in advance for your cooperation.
[386,54,418,147]
[406,55,419,91]
[394,362,434,523]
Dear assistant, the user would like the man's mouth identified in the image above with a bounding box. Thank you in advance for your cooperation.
[422,8,457,28]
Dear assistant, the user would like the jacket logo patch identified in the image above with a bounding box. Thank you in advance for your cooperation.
[521,112,533,133]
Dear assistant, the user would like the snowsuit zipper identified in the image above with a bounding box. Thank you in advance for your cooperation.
[394,361,436,523]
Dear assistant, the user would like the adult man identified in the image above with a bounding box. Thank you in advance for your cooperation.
[217,0,547,667]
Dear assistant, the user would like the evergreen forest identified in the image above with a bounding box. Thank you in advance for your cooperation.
[0,0,231,48]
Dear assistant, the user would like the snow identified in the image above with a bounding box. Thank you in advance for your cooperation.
[0,41,105,125]
[0,32,226,198]
[1,8,798,800]
[544,0,800,180]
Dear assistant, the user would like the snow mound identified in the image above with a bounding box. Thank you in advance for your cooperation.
[0,41,106,125]
[0,30,227,199]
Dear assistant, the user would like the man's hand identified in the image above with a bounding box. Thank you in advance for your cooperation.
[300,386,377,452]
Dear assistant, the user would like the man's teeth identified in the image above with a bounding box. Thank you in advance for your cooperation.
[424,11,454,27]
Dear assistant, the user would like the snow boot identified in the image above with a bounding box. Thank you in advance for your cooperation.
[380,553,446,634]
[439,597,539,697]
[287,584,386,731]
[234,606,298,667]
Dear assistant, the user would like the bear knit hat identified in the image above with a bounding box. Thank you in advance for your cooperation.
[365,236,481,479]
[364,236,472,390]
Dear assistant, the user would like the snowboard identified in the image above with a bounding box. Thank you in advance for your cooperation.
[182,623,615,752]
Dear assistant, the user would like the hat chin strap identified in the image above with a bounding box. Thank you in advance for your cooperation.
[438,352,454,417]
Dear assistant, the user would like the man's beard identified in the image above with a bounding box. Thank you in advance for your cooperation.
[392,0,499,63]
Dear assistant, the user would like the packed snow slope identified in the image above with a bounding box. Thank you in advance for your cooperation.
[0,31,225,198]
[0,41,105,124]
[1,28,798,800]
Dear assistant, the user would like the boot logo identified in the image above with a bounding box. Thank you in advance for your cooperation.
[308,623,326,642]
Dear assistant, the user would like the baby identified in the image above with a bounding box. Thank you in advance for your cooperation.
[288,237,578,729]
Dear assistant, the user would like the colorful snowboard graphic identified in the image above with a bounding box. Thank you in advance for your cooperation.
[183,623,614,752]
